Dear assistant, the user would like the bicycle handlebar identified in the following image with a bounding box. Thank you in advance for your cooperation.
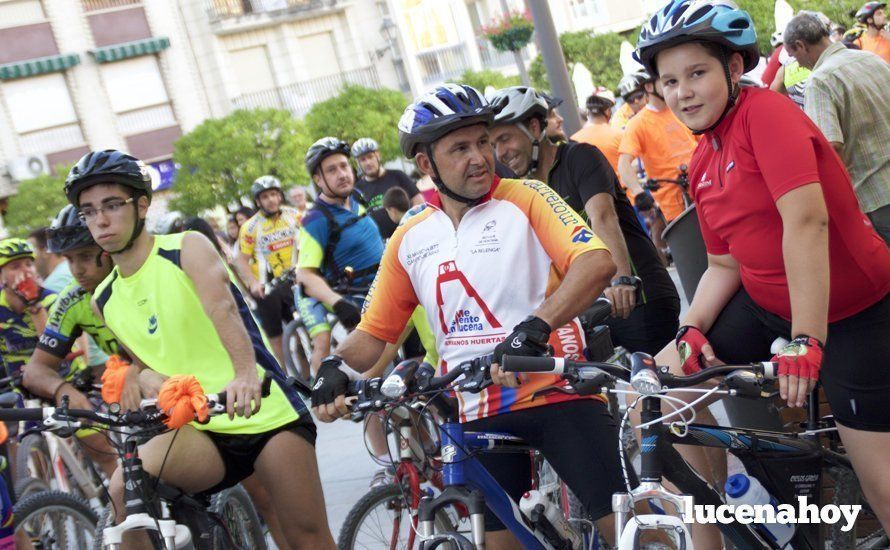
[0,373,274,430]
[501,353,778,395]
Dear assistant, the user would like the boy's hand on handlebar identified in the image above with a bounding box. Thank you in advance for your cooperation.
[224,370,262,420]
[774,336,823,408]
[120,366,143,412]
[676,325,723,374]
[311,356,350,422]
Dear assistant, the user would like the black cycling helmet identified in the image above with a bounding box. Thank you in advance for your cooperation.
[305,137,351,177]
[65,150,152,254]
[46,205,95,254]
[857,1,886,23]
[65,149,152,206]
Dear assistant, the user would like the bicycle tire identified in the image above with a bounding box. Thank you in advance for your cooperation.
[338,483,459,550]
[826,465,887,549]
[14,489,98,549]
[15,433,53,486]
[282,318,313,387]
[209,483,267,550]
[14,476,50,500]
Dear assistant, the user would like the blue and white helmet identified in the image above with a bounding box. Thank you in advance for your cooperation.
[635,0,759,75]
[398,84,494,159]
[351,138,379,159]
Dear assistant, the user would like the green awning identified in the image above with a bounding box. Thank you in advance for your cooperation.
[0,53,80,80]
[89,36,170,64]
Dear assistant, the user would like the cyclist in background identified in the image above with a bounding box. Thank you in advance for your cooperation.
[0,238,55,378]
[22,205,124,478]
[235,175,302,365]
[489,86,679,355]
[540,92,567,142]
[571,94,624,177]
[66,149,334,549]
[312,84,635,547]
[297,138,384,375]
[288,186,311,220]
[854,1,890,62]
[611,71,649,131]
[636,1,890,544]
[352,137,422,239]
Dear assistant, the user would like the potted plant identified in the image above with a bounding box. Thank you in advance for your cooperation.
[482,10,535,53]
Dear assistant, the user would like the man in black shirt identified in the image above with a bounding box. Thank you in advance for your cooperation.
[488,86,680,354]
[351,138,423,239]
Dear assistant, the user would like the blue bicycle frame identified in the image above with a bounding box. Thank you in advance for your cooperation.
[417,420,555,549]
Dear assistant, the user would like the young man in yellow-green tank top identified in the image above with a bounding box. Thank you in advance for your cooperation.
[65,150,335,550]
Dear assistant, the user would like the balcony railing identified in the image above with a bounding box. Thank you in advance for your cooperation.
[205,0,335,23]
[117,103,177,136]
[231,66,380,118]
[477,37,530,69]
[18,123,86,155]
[82,0,141,12]
[416,43,469,85]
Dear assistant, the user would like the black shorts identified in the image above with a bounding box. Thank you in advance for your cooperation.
[201,415,316,495]
[254,283,294,338]
[604,296,680,355]
[706,289,890,432]
[462,399,633,531]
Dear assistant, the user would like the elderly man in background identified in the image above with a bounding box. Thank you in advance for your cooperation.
[784,11,890,244]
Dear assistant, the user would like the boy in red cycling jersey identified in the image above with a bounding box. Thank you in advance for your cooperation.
[636,0,890,545]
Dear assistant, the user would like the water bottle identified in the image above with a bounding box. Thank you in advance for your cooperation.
[519,490,581,549]
[725,473,795,548]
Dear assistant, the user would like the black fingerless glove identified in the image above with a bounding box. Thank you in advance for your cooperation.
[333,299,362,329]
[493,316,552,365]
[310,355,349,408]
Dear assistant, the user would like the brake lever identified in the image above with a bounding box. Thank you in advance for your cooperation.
[455,356,493,393]
[531,385,576,402]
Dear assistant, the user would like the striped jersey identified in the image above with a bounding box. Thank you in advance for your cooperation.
[358,176,610,422]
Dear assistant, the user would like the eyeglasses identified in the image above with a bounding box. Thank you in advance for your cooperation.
[77,197,134,222]
[625,91,646,104]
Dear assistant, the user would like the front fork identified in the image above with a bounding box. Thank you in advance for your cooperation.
[612,398,694,548]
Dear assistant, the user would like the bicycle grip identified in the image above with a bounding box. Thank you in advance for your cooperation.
[501,355,563,373]
[0,408,45,422]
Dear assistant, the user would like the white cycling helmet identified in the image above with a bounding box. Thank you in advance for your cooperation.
[350,138,379,159]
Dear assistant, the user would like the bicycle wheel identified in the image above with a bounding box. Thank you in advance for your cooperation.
[14,489,98,549]
[282,318,313,387]
[14,476,50,500]
[339,484,459,550]
[209,483,267,550]
[825,465,887,549]
[16,433,54,487]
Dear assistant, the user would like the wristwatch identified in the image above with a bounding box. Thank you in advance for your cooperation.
[611,276,642,289]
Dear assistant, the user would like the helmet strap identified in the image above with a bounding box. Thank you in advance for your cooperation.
[425,144,482,206]
[108,197,145,255]
[516,122,543,177]
[317,171,353,202]
[692,50,738,136]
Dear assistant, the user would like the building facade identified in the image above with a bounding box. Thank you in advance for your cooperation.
[0,0,651,208]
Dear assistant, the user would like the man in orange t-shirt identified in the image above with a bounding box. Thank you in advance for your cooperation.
[617,82,697,224]
[854,2,890,62]
[571,94,633,201]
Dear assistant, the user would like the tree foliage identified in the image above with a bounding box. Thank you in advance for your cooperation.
[742,0,863,53]
[529,30,628,93]
[4,169,70,237]
[304,85,408,163]
[452,69,520,94]
[170,109,311,216]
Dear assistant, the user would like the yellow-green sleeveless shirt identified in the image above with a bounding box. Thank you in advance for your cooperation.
[93,233,305,434]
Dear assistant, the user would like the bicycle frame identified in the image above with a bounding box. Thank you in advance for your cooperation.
[417,420,558,550]
[613,392,829,550]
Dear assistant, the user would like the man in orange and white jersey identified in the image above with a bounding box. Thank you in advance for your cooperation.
[310,84,635,547]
